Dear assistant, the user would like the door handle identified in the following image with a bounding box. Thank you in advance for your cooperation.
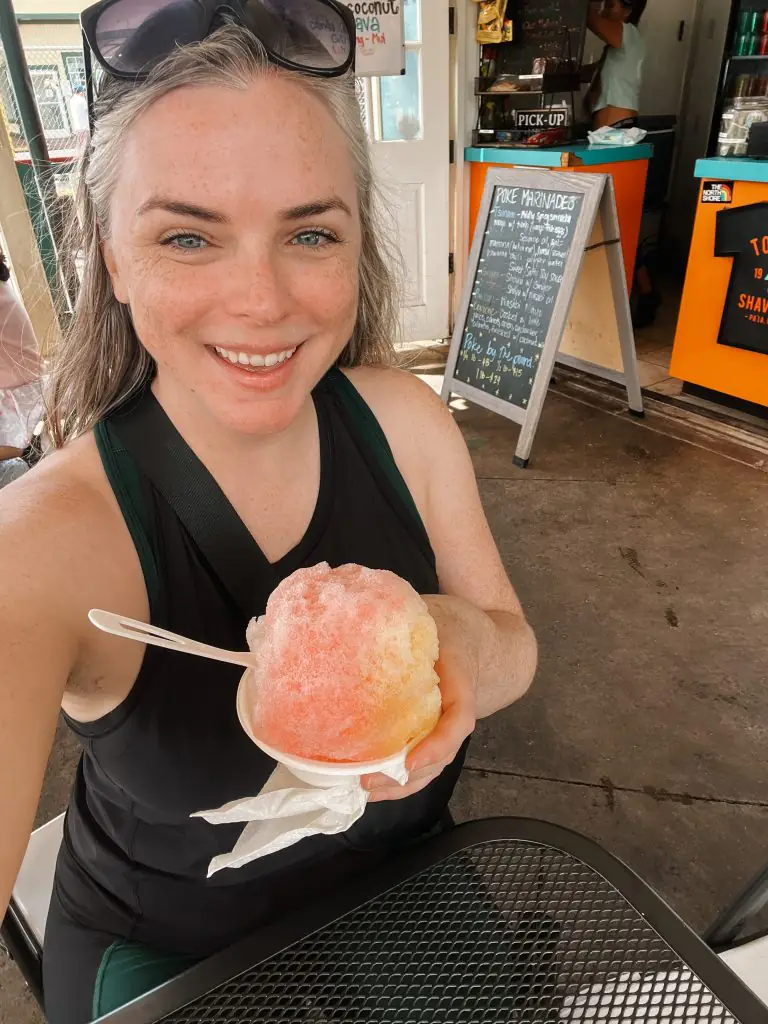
[677,20,685,41]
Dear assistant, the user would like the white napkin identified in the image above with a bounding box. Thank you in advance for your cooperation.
[587,126,647,147]
[192,756,409,877]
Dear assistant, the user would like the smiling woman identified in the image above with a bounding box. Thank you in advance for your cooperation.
[0,12,536,1024]
[48,33,394,443]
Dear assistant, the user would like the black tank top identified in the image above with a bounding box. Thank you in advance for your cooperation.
[55,369,467,956]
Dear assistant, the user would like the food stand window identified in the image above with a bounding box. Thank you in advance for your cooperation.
[472,0,589,150]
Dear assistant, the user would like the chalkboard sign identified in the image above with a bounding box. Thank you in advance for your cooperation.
[453,184,584,411]
[442,169,642,468]
[499,0,588,75]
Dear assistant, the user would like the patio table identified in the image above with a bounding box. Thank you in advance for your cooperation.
[98,818,768,1023]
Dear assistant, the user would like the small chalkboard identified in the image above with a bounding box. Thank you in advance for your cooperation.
[452,183,584,412]
[499,0,589,75]
[442,169,642,467]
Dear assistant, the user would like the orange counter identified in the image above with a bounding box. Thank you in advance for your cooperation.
[671,164,768,408]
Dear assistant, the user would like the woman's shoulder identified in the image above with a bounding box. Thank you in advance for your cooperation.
[2,433,105,512]
[0,434,129,587]
[0,432,150,711]
[341,365,470,508]
[622,22,644,52]
[342,365,457,444]
[342,363,445,407]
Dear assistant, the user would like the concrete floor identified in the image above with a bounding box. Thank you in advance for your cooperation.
[3,378,768,1022]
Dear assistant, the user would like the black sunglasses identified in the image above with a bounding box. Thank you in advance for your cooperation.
[80,0,355,118]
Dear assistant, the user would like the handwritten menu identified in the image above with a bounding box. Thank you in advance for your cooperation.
[500,0,587,73]
[453,184,584,410]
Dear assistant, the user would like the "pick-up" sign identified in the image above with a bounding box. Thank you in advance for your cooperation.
[514,108,570,130]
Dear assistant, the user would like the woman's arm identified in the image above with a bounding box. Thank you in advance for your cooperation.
[587,4,624,48]
[415,383,536,720]
[0,480,82,921]
[0,455,135,921]
[347,368,537,800]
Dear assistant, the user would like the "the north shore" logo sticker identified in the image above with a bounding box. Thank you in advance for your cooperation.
[702,180,734,204]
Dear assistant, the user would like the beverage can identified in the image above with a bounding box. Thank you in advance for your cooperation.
[734,73,754,96]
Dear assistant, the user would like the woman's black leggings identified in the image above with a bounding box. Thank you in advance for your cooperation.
[42,893,115,1024]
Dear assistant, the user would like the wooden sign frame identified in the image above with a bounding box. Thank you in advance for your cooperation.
[441,168,643,467]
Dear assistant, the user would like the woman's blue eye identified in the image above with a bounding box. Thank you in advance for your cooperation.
[163,234,207,250]
[293,230,336,248]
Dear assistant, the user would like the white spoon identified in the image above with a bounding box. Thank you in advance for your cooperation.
[88,609,257,670]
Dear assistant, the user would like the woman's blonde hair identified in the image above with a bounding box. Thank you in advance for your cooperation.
[46,23,400,447]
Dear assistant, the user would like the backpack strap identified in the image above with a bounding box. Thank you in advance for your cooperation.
[108,387,262,617]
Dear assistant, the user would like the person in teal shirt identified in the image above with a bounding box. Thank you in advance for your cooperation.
[585,0,647,129]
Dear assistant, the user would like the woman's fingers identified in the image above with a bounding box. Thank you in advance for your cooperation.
[361,711,470,802]
[362,761,444,793]
[360,693,473,799]
[365,766,442,803]
[361,673,475,802]
[406,695,474,776]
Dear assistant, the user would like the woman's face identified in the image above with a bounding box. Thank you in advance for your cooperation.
[103,76,361,436]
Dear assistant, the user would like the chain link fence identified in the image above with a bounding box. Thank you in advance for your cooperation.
[1,42,85,151]
[0,29,85,307]
[0,37,82,201]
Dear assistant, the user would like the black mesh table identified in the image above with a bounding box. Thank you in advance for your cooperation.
[98,819,768,1023]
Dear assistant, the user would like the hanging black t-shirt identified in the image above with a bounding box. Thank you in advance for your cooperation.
[715,201,768,355]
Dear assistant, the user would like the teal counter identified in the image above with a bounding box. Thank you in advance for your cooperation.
[695,156,768,183]
[465,142,654,167]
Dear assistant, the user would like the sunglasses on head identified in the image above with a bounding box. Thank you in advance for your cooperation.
[80,0,356,109]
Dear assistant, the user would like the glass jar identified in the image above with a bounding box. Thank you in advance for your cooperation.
[718,96,768,156]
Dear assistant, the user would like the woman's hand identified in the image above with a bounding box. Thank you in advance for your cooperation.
[362,595,479,803]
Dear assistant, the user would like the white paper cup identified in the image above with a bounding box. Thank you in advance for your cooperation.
[235,671,409,788]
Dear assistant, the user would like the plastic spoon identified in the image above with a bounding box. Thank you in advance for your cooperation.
[88,609,257,669]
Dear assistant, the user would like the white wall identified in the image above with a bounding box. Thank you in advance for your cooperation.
[637,0,699,117]
[666,0,731,254]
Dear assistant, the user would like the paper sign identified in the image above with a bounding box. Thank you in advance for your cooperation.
[341,0,405,76]
[514,108,570,130]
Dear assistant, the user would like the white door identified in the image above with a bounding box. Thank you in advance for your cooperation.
[357,0,451,342]
[637,0,697,117]
[666,0,732,256]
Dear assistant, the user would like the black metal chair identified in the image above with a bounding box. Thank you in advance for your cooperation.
[703,862,768,1004]
[1,897,44,1006]
[705,863,768,951]
[0,813,65,1008]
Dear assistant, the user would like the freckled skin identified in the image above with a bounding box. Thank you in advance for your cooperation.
[102,77,361,438]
